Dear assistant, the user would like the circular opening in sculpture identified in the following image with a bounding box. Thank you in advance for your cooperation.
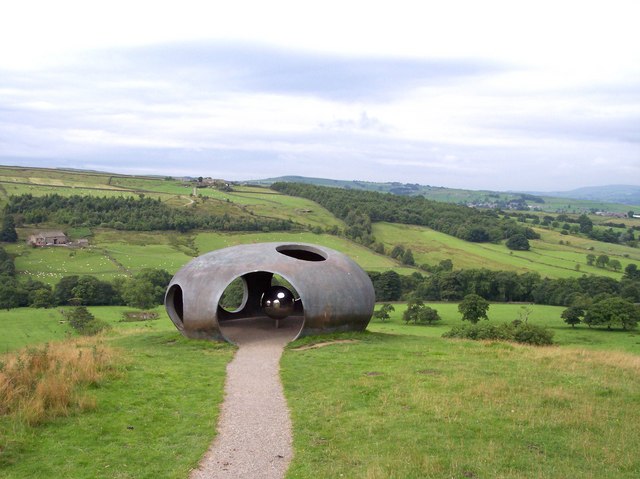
[276,244,327,262]
[219,276,248,313]
[166,284,184,325]
[271,274,300,299]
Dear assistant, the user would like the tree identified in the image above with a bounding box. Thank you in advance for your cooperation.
[372,270,402,301]
[624,263,640,280]
[403,298,423,324]
[390,244,405,260]
[0,215,18,242]
[458,294,490,324]
[596,254,610,268]
[134,268,172,304]
[506,234,530,251]
[561,306,584,328]
[401,248,415,266]
[438,259,453,272]
[609,259,622,272]
[584,298,639,330]
[416,305,441,325]
[120,279,157,309]
[67,305,95,331]
[586,254,596,266]
[577,214,593,233]
[403,299,441,325]
[373,303,395,322]
[53,275,80,305]
[31,289,54,308]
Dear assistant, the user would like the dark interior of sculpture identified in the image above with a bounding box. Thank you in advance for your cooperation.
[165,283,183,324]
[217,271,305,342]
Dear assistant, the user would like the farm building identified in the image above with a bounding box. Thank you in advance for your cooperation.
[27,231,69,247]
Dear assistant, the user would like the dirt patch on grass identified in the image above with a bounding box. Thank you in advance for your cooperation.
[291,339,359,351]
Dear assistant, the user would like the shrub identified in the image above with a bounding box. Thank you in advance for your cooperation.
[64,307,110,336]
[443,321,553,346]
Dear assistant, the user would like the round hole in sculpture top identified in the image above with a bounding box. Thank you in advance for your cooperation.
[275,244,327,262]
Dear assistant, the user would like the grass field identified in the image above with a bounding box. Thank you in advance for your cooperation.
[281,332,640,478]
[195,186,346,231]
[2,302,639,478]
[367,302,640,354]
[194,231,417,274]
[372,222,638,279]
[0,330,233,479]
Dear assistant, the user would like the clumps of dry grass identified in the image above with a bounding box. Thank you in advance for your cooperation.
[0,338,116,425]
[529,346,640,373]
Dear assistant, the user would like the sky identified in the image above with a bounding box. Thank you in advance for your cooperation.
[1,0,639,191]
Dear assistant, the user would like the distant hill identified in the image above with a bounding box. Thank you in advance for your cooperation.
[248,176,640,214]
[246,176,535,205]
[534,185,640,206]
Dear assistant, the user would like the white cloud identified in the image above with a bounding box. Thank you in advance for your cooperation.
[0,1,639,190]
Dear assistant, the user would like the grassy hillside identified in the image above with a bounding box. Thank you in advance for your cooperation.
[282,331,640,478]
[373,222,639,279]
[1,300,638,478]
[4,229,416,284]
[249,175,640,213]
[2,166,639,285]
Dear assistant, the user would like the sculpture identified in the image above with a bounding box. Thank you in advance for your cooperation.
[164,242,375,342]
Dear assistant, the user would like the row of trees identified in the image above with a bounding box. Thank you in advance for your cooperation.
[271,182,540,245]
[562,297,639,330]
[4,194,294,233]
[369,267,640,306]
[0,265,172,310]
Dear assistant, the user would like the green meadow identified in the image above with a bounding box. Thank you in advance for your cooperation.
[1,300,639,478]
[373,222,637,279]
[194,231,415,274]
[368,302,640,354]
[282,332,640,478]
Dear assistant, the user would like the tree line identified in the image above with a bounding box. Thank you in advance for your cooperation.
[271,182,539,245]
[368,267,640,306]
[4,194,294,232]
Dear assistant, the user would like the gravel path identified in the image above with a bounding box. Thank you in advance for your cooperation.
[189,316,303,479]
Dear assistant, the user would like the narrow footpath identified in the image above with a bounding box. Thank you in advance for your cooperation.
[189,317,302,479]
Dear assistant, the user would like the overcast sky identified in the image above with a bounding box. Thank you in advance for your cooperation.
[1,0,639,191]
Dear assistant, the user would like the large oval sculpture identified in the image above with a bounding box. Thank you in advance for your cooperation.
[165,242,375,342]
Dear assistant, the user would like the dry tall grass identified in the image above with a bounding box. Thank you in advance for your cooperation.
[0,338,116,425]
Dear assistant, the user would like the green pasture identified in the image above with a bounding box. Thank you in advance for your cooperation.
[97,243,192,275]
[368,302,640,354]
[1,303,639,478]
[0,306,172,353]
[373,222,635,279]
[0,166,113,186]
[538,195,640,214]
[194,231,416,274]
[282,331,640,478]
[534,227,640,262]
[0,308,71,353]
[0,330,233,478]
[195,187,345,230]
[6,243,126,285]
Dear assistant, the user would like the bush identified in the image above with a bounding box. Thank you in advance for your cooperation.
[64,307,110,336]
[443,321,553,346]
